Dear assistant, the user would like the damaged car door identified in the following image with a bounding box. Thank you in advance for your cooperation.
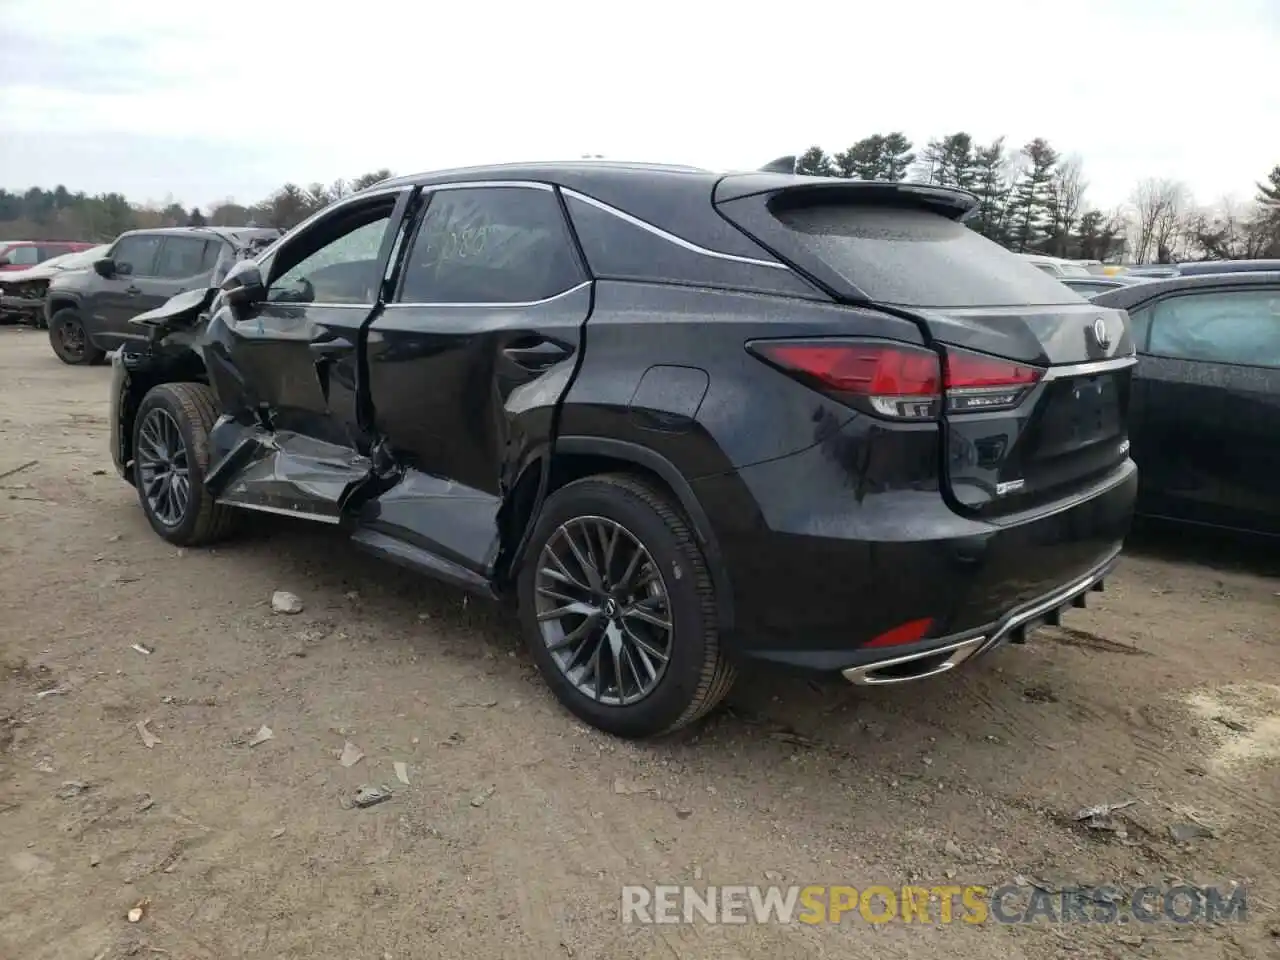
[203,187,413,521]
[357,182,590,578]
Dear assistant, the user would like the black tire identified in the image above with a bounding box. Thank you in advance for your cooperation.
[517,473,736,738]
[47,308,105,365]
[132,382,238,546]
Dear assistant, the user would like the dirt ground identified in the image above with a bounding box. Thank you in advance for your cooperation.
[1,325,1277,960]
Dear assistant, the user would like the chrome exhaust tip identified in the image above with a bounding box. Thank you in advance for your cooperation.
[842,635,987,686]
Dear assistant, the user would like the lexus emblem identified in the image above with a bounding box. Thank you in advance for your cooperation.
[1092,317,1112,350]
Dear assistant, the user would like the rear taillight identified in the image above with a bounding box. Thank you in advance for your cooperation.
[943,348,1043,413]
[747,339,942,420]
[748,339,1045,419]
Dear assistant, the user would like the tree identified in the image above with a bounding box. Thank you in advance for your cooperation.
[880,133,915,182]
[914,132,975,190]
[1044,155,1086,257]
[1005,138,1059,253]
[1255,164,1280,256]
[187,207,207,227]
[968,137,1012,244]
[209,200,251,227]
[352,169,394,191]
[262,184,311,229]
[795,146,834,177]
[1129,178,1185,263]
[831,133,915,181]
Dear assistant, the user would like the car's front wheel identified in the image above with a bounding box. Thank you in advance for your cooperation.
[132,382,238,546]
[48,308,105,365]
[517,474,736,738]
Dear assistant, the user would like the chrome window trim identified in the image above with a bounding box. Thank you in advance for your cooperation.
[559,187,788,271]
[423,180,555,193]
[384,280,591,311]
[252,184,410,264]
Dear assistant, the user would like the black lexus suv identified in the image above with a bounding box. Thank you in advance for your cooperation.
[109,162,1137,738]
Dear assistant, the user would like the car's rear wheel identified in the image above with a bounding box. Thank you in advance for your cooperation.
[517,473,736,738]
[132,382,238,546]
[47,308,105,365]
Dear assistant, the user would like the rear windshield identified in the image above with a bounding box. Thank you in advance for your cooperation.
[772,205,1080,307]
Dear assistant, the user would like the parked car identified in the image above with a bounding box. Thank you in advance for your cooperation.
[0,240,96,272]
[1060,275,1149,296]
[1123,265,1180,279]
[109,162,1137,738]
[44,226,281,364]
[1172,258,1280,277]
[0,244,111,326]
[1091,271,1280,536]
[1019,253,1093,278]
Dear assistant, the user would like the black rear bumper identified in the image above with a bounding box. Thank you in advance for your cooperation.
[690,420,1136,673]
[839,549,1117,685]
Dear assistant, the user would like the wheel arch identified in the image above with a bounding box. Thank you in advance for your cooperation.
[113,348,212,486]
[500,436,735,634]
[46,292,82,315]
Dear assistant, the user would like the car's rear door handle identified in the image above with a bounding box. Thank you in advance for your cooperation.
[503,338,572,371]
[124,285,141,296]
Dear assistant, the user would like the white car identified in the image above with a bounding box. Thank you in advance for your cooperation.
[1018,253,1094,278]
[0,244,112,326]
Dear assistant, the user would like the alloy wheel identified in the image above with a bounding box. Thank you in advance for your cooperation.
[58,319,85,360]
[136,408,191,527]
[534,516,674,706]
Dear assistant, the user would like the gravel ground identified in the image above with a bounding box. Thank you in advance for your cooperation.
[1,325,1278,959]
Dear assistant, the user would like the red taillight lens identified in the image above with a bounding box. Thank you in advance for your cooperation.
[748,339,942,420]
[943,348,1044,413]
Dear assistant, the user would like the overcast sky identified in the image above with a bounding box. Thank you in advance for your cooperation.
[1,0,1276,212]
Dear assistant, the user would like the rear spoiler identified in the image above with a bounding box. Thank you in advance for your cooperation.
[717,174,979,222]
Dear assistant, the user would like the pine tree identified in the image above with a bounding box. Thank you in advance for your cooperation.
[921,133,975,190]
[187,207,207,227]
[833,134,916,182]
[1005,138,1059,253]
[1257,165,1280,207]
[834,137,883,180]
[880,133,916,182]
[795,146,835,177]
[968,138,1010,244]
[1075,210,1104,260]
[1257,164,1280,255]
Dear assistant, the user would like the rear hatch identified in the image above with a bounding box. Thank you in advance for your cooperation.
[715,176,1135,520]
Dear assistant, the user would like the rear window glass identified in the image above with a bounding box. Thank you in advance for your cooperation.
[772,205,1080,307]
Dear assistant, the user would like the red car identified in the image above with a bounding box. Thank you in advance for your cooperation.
[0,240,96,272]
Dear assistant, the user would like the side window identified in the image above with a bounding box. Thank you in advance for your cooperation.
[1128,305,1151,352]
[154,237,215,279]
[111,235,163,277]
[1147,290,1280,368]
[397,187,581,304]
[8,245,41,266]
[200,240,226,274]
[269,205,394,305]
